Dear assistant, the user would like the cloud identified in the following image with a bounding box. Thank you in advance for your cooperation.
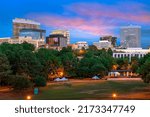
[27,1,150,37]
[28,13,115,36]
[67,2,150,24]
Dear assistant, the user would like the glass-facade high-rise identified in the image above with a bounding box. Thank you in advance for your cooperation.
[121,25,141,48]
[19,29,46,40]
[13,18,40,38]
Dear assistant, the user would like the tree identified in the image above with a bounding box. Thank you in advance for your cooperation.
[17,50,42,79]
[22,42,35,51]
[60,47,78,77]
[11,75,31,90]
[139,58,150,83]
[0,52,11,86]
[34,76,46,87]
[88,45,98,51]
[115,58,130,70]
[35,48,61,80]
[107,48,113,56]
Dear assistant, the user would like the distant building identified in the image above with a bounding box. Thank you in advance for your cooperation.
[51,30,70,45]
[0,37,11,44]
[68,44,78,50]
[93,40,111,49]
[0,37,44,49]
[113,48,150,62]
[46,34,67,50]
[100,36,117,47]
[19,29,46,40]
[76,41,89,49]
[13,18,40,38]
[121,25,141,48]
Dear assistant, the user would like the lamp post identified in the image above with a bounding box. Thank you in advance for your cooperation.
[26,95,32,100]
[112,93,117,100]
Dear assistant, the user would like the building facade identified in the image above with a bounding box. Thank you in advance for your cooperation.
[13,18,40,38]
[76,41,89,49]
[19,29,46,40]
[46,34,67,49]
[121,25,141,48]
[100,36,117,47]
[0,37,44,49]
[93,40,111,49]
[51,30,70,45]
[113,48,150,62]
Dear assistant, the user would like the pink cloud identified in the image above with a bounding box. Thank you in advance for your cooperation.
[28,14,115,36]
[27,1,150,37]
[67,2,150,24]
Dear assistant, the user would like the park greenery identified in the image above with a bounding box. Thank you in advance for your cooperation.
[0,42,150,90]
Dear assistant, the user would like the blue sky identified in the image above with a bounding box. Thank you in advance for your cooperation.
[0,0,150,48]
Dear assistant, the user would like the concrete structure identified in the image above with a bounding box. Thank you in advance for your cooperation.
[100,36,117,47]
[76,41,89,49]
[46,34,67,50]
[0,37,44,49]
[13,18,40,38]
[93,40,111,49]
[121,25,141,48]
[113,48,150,61]
[0,37,11,44]
[51,30,70,45]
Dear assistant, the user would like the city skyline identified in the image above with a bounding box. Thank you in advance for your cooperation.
[0,0,150,48]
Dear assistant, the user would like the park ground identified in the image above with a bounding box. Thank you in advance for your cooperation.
[0,78,150,100]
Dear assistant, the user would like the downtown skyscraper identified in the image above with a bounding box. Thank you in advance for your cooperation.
[121,25,141,48]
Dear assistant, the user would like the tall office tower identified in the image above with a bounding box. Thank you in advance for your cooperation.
[121,25,141,48]
[13,18,40,38]
[100,36,117,47]
[51,30,70,45]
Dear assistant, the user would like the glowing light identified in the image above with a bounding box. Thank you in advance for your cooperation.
[112,93,117,98]
[26,96,31,100]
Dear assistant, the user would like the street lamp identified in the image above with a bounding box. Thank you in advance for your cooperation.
[112,93,117,99]
[26,95,31,100]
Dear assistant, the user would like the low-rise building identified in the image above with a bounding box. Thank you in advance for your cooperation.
[113,48,150,61]
[76,41,89,49]
[46,34,67,50]
[93,40,111,49]
[0,37,45,49]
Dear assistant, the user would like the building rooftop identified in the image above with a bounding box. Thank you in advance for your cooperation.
[13,18,40,25]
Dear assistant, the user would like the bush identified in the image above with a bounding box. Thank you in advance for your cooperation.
[34,76,46,87]
[11,75,31,90]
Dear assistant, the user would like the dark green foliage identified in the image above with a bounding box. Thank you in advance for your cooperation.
[60,47,78,77]
[139,58,150,83]
[35,48,61,79]
[0,52,11,86]
[76,49,114,78]
[11,75,31,90]
[34,76,46,87]
[115,58,129,70]
[22,42,35,51]
[107,48,113,56]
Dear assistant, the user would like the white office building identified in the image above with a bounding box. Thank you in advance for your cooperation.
[113,48,150,61]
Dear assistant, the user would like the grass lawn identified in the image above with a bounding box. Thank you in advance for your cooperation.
[32,80,150,100]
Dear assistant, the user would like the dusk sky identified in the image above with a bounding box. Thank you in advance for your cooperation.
[0,0,150,48]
